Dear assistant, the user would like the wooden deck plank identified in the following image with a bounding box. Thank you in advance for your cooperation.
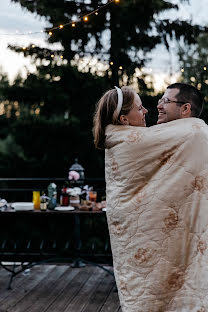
[0,265,55,308]
[0,265,120,312]
[63,266,105,312]
[44,266,95,312]
[100,283,120,312]
[81,271,116,312]
[8,265,69,312]
[23,266,81,312]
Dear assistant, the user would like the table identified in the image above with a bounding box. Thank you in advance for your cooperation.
[0,208,112,288]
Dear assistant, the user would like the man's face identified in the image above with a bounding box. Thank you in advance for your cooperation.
[157,88,182,124]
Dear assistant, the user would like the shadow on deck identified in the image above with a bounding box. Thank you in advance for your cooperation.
[0,264,121,312]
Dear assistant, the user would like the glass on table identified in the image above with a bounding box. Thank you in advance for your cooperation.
[89,191,97,202]
[33,191,40,209]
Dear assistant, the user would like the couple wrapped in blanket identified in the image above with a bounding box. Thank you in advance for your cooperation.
[93,83,208,312]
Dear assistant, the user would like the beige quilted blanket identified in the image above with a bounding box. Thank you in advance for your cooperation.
[105,118,208,312]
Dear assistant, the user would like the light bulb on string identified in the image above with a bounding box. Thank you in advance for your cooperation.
[49,31,53,36]
[95,11,98,15]
[119,66,123,70]
[32,44,36,48]
[83,16,88,22]
[110,61,114,65]
[115,0,120,3]
[59,25,64,29]
[51,54,54,58]
[181,68,184,73]
[204,66,207,71]
[60,55,63,59]
[72,23,76,27]
[22,47,27,50]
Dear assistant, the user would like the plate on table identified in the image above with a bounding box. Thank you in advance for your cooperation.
[11,202,34,211]
[55,206,75,211]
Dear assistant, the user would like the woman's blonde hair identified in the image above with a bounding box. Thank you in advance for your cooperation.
[93,86,136,149]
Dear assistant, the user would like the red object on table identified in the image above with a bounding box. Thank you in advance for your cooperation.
[60,187,69,206]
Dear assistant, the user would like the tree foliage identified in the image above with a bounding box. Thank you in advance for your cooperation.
[10,0,206,86]
[178,33,208,123]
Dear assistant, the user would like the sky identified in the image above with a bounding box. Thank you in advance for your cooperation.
[0,0,207,90]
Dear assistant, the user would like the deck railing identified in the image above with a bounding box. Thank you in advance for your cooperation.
[0,178,105,202]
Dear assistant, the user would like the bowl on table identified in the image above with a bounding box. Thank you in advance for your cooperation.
[11,202,34,211]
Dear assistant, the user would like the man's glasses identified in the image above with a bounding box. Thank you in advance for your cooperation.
[158,97,187,105]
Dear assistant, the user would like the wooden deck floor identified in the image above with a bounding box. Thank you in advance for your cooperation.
[0,264,121,312]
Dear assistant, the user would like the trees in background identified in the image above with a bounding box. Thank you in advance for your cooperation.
[10,0,204,87]
[178,33,208,123]
[1,65,109,177]
[0,0,206,177]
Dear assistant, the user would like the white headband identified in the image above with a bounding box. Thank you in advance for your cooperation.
[114,86,123,118]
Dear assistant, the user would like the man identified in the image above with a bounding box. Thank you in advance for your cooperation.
[157,82,204,124]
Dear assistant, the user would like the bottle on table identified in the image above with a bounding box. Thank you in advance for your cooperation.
[40,193,47,211]
[47,183,57,210]
[47,183,57,199]
[60,185,69,206]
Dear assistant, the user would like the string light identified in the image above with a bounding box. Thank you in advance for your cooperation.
[32,44,36,48]
[119,66,123,70]
[60,55,63,59]
[0,0,116,36]
[110,61,114,65]
[22,47,26,50]
[51,54,54,58]
[181,68,184,73]
[204,66,207,71]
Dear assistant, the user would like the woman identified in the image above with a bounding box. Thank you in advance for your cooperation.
[93,86,208,312]
[93,86,147,150]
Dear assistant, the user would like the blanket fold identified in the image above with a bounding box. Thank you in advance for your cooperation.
[105,118,208,312]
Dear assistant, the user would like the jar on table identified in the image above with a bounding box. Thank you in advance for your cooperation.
[69,195,80,208]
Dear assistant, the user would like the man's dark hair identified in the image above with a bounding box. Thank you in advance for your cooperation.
[167,83,204,117]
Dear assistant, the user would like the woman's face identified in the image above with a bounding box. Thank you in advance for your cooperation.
[124,93,148,127]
